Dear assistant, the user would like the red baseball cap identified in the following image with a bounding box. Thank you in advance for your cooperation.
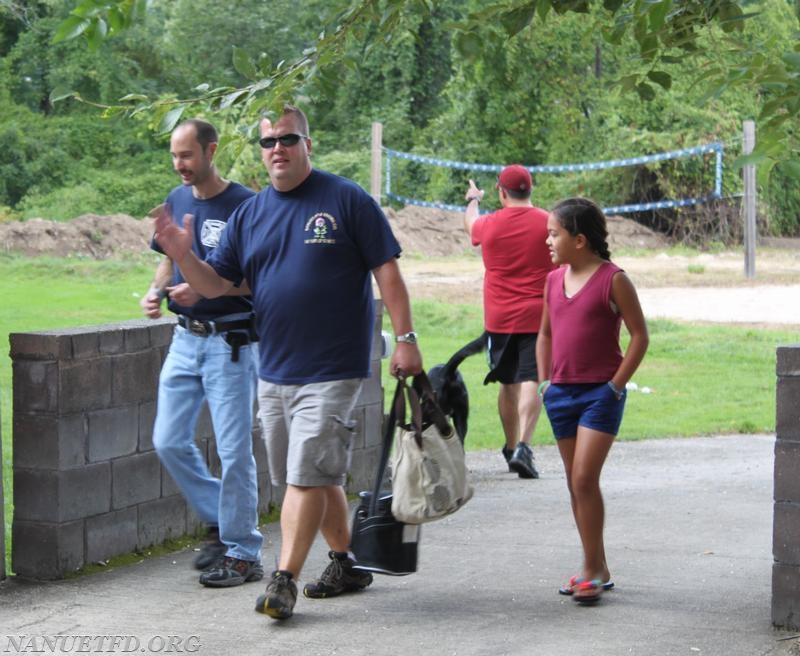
[497,164,532,193]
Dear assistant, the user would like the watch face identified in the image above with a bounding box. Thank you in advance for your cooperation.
[397,332,417,344]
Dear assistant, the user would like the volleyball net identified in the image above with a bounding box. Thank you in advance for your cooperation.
[383,142,724,215]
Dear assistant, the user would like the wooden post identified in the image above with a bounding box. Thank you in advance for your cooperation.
[371,122,383,205]
[743,120,756,279]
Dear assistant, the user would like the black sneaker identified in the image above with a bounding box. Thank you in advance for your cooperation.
[193,527,226,570]
[508,442,539,479]
[255,570,298,620]
[501,445,514,472]
[199,557,264,588]
[303,551,373,598]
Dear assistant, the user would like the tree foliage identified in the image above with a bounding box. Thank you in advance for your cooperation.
[0,0,797,238]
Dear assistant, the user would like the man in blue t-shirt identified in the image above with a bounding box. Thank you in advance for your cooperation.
[140,119,263,589]
[153,105,422,621]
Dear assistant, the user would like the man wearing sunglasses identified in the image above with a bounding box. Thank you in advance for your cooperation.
[463,165,555,480]
[141,119,264,589]
[153,105,422,621]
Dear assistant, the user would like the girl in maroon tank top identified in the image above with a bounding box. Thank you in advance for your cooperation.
[536,197,650,604]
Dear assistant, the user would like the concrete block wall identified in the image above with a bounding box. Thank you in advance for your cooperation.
[1,390,4,581]
[8,308,385,580]
[773,344,800,630]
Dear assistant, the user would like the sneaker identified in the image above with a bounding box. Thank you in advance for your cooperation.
[193,527,226,570]
[303,551,374,599]
[508,442,539,479]
[255,570,297,620]
[501,445,514,472]
[199,557,264,588]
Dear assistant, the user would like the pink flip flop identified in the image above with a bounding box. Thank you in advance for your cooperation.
[558,574,615,596]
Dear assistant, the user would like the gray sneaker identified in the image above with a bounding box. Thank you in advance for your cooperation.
[508,442,539,479]
[255,570,297,620]
[303,551,373,598]
[199,557,264,587]
[192,528,226,570]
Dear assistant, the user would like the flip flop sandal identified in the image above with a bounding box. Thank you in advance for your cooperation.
[558,574,615,596]
[573,578,606,604]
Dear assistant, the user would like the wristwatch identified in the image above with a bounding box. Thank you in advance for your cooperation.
[395,331,418,345]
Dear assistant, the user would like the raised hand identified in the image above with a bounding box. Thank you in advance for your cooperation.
[153,205,194,263]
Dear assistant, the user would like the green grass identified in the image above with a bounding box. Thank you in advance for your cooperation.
[0,253,156,572]
[382,299,792,446]
[1,254,794,570]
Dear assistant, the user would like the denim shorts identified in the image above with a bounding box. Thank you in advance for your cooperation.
[543,382,626,439]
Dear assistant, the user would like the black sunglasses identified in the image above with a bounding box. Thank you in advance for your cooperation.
[258,133,306,149]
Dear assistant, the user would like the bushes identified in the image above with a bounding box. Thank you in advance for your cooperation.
[19,152,176,220]
[0,104,172,220]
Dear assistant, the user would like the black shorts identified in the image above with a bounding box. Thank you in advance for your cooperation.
[484,332,538,385]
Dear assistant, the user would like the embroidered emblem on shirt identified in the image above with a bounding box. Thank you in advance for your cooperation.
[304,213,338,245]
[200,219,226,248]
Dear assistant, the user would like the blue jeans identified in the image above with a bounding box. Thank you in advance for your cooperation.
[153,326,262,561]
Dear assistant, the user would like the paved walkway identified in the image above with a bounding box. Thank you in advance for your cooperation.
[1,434,797,656]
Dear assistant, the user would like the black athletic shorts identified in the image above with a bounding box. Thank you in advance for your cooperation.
[484,332,538,385]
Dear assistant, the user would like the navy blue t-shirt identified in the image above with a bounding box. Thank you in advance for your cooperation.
[207,169,401,384]
[155,182,255,321]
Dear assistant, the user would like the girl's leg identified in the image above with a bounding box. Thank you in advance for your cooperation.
[570,425,615,593]
[556,438,588,576]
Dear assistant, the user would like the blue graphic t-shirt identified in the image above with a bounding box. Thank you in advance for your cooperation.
[207,169,401,384]
[155,182,255,321]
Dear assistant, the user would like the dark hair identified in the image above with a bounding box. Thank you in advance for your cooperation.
[550,197,611,260]
[500,186,531,201]
[177,119,218,152]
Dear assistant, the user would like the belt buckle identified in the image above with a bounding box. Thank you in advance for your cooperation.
[188,319,208,336]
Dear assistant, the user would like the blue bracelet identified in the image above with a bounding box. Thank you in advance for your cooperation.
[607,380,624,399]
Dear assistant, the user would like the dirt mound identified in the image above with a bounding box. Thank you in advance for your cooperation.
[0,206,665,259]
[0,214,153,258]
[386,205,667,256]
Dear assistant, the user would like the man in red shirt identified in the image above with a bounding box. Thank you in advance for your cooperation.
[463,165,555,478]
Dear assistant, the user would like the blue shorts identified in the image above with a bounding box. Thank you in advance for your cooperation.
[543,382,626,440]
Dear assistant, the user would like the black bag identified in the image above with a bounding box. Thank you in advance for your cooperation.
[350,379,420,576]
[350,491,420,576]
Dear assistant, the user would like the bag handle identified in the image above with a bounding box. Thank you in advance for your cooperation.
[366,371,455,515]
[411,371,453,437]
[399,371,454,449]
[368,376,405,516]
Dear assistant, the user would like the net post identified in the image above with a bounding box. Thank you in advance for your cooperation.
[371,122,383,205]
[742,120,756,279]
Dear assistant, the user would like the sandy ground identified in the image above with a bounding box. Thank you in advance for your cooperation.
[636,285,800,325]
[397,250,800,327]
[1,210,797,326]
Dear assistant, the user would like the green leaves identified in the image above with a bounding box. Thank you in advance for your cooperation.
[232,46,258,81]
[52,0,147,50]
[52,16,93,44]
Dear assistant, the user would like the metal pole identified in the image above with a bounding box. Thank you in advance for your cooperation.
[743,120,756,279]
[371,122,383,205]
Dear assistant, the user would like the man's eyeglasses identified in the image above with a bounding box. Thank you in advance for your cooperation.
[258,134,307,149]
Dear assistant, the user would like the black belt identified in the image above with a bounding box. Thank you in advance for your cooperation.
[177,315,252,337]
